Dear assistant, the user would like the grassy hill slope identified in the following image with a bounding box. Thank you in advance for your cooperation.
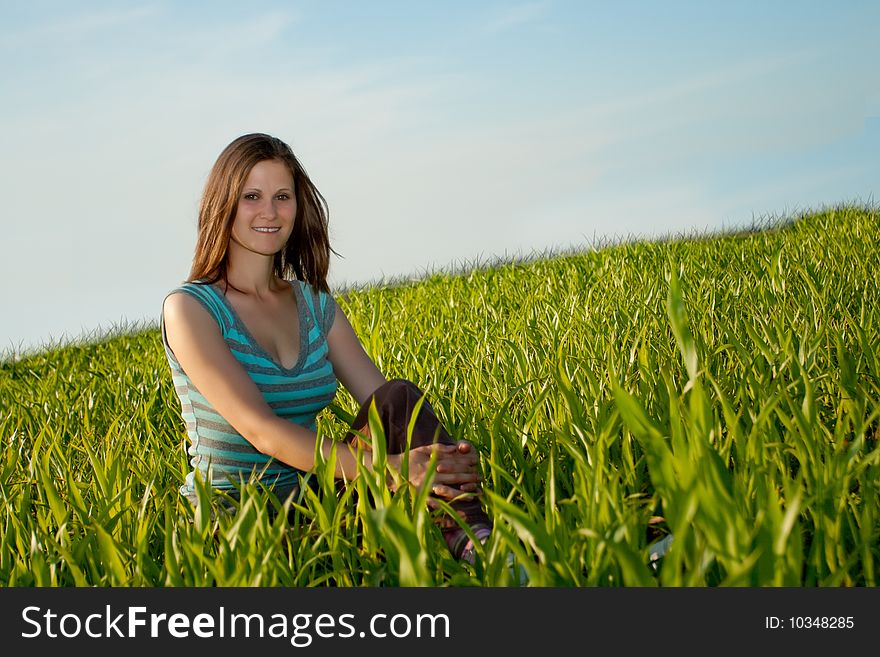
[1,206,878,586]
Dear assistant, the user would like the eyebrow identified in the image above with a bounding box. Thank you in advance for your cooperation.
[243,186,294,193]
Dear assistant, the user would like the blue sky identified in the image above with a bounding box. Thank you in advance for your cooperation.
[1,0,878,354]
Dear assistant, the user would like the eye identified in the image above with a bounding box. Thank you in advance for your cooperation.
[276,193,291,200]
[243,192,259,200]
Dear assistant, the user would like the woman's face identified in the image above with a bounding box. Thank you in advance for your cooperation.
[229,158,297,257]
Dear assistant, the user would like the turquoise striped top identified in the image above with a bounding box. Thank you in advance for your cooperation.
[160,279,338,497]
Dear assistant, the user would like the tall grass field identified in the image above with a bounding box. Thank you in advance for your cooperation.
[1,206,878,586]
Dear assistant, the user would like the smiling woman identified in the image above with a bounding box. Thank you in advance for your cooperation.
[160,133,493,564]
[230,159,297,259]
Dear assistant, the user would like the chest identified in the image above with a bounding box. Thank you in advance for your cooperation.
[228,291,302,370]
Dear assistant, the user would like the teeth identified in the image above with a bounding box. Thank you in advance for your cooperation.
[253,227,280,233]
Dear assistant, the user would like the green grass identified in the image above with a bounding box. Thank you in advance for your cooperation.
[1,205,878,586]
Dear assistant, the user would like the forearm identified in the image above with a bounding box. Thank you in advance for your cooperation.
[252,416,375,480]
[251,418,472,497]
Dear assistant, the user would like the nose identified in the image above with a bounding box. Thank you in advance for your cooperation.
[258,197,278,220]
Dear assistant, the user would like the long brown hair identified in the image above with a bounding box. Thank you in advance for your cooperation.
[188,133,334,292]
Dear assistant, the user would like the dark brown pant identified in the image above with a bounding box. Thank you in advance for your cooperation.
[344,378,491,529]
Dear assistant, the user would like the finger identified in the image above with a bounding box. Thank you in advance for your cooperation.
[436,443,478,461]
[430,484,476,501]
[410,445,450,458]
[429,443,459,452]
[437,456,480,472]
[449,451,479,464]
[425,444,479,467]
[436,460,479,474]
[438,451,479,467]
[434,472,482,485]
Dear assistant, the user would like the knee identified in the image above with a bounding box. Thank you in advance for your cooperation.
[372,378,424,405]
[382,378,419,395]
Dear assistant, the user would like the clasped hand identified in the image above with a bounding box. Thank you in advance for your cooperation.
[388,441,482,502]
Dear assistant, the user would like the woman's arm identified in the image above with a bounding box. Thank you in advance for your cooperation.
[162,292,370,480]
[325,303,388,405]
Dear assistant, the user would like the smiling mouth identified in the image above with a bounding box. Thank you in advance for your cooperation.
[253,227,281,233]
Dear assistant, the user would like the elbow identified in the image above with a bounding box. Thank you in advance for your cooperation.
[242,415,278,457]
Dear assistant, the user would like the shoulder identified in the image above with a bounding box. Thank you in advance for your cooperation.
[163,283,228,332]
[292,279,326,305]
[296,279,338,333]
[162,286,229,362]
[163,290,215,331]
[163,288,203,317]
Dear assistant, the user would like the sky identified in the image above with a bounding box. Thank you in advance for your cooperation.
[1,0,878,355]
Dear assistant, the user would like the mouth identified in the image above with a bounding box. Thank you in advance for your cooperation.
[252,227,281,233]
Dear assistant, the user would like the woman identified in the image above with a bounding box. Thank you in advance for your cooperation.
[161,133,492,562]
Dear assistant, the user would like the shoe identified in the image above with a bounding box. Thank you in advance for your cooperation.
[506,552,529,586]
[647,534,673,571]
[459,547,529,586]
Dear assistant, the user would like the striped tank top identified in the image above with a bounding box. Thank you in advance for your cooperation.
[160,279,338,497]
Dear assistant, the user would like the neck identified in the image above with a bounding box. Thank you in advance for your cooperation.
[224,244,279,296]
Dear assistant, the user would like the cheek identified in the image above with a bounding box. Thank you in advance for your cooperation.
[230,210,248,240]
[283,204,298,230]
[232,202,253,226]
